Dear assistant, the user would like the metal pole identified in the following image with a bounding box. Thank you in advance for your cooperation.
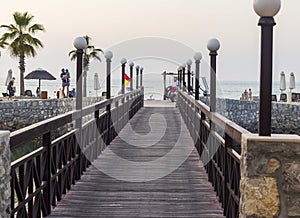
[76,49,83,112]
[163,71,166,100]
[210,51,217,113]
[106,58,111,111]
[140,68,143,87]
[130,65,133,91]
[258,17,276,136]
[187,65,191,94]
[136,67,139,89]
[195,60,200,100]
[182,67,186,91]
[121,63,125,94]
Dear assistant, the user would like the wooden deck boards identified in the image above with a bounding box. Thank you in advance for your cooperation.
[49,104,224,217]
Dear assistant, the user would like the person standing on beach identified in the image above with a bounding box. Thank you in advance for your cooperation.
[7,77,16,100]
[60,68,70,97]
[248,88,253,101]
[65,69,71,97]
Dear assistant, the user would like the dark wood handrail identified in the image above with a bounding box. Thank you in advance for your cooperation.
[179,90,251,143]
[10,89,142,149]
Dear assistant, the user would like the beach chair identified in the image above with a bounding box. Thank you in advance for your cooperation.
[292,93,297,102]
[271,94,277,102]
[296,93,300,102]
[25,90,33,97]
[279,93,287,102]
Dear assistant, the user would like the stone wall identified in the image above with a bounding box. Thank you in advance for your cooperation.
[201,97,300,134]
[0,98,101,131]
[240,134,300,217]
[0,131,10,217]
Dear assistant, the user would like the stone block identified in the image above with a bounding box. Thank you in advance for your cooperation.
[240,177,280,217]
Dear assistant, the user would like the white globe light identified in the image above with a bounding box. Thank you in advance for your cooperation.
[120,58,127,65]
[140,67,144,71]
[186,59,192,66]
[194,52,203,61]
[136,65,140,69]
[253,0,281,17]
[104,50,113,59]
[207,38,220,52]
[73,36,87,50]
[182,63,186,68]
[129,61,134,67]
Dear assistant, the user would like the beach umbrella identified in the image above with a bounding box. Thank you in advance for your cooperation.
[289,72,295,91]
[279,71,286,93]
[4,69,12,86]
[94,73,100,98]
[25,68,56,95]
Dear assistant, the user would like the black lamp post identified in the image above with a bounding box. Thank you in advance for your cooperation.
[186,59,192,94]
[73,37,87,117]
[129,61,134,91]
[182,64,186,91]
[140,66,143,87]
[104,50,113,111]
[120,58,127,95]
[73,36,87,179]
[254,0,281,136]
[207,38,220,113]
[136,65,140,89]
[194,52,202,101]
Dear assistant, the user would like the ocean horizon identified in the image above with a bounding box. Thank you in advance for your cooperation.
[1,77,299,101]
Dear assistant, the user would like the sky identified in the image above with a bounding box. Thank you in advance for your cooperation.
[0,0,300,89]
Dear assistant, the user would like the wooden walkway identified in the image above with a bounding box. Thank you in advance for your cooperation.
[50,101,224,217]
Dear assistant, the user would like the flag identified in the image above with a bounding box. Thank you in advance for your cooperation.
[124,73,130,86]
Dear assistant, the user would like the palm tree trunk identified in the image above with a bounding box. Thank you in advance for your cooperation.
[83,64,89,97]
[83,70,87,97]
[19,54,25,95]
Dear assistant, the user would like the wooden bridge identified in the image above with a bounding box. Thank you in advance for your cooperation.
[9,89,246,218]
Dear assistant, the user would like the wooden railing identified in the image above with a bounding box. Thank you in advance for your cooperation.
[9,89,144,217]
[177,90,250,218]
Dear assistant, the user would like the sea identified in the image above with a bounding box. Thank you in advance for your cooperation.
[1,76,299,101]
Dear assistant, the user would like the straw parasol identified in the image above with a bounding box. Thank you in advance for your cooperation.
[289,72,295,92]
[25,68,56,95]
[5,69,12,86]
[94,73,100,98]
[279,71,286,93]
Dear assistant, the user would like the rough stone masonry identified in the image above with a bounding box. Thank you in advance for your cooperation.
[0,131,10,217]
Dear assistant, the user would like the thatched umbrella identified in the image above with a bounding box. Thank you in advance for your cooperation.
[25,68,56,96]
[279,71,286,93]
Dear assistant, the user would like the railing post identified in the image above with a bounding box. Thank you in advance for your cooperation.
[223,133,232,216]
[43,132,51,216]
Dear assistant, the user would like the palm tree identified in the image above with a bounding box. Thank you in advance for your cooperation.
[69,35,103,97]
[0,12,45,95]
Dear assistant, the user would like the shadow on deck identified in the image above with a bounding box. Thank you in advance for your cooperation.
[49,101,224,217]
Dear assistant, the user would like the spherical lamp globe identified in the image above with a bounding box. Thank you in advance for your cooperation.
[186,59,192,66]
[104,50,113,59]
[73,36,87,50]
[207,38,220,52]
[120,58,127,65]
[129,61,134,67]
[194,52,203,61]
[253,0,281,17]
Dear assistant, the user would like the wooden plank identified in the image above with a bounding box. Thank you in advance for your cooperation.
[49,105,224,217]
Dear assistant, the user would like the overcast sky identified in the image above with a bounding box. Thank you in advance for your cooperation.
[0,0,299,84]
